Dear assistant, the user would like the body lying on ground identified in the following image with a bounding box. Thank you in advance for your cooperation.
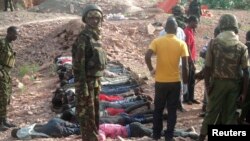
[11,118,198,140]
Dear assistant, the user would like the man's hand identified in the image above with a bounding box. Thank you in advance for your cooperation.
[182,84,188,95]
[190,62,196,71]
[188,57,196,71]
[206,84,213,96]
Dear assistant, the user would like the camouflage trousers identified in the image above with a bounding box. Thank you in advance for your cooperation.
[4,0,14,11]
[76,77,100,141]
[0,70,12,119]
[200,79,240,135]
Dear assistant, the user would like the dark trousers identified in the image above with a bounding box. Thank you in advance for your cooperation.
[239,82,250,123]
[153,82,180,141]
[4,0,13,11]
[130,122,152,137]
[246,110,250,123]
[183,66,195,102]
[36,118,80,137]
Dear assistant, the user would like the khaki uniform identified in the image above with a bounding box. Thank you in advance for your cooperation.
[200,32,249,135]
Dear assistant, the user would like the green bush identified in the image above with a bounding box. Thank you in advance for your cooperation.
[18,64,39,77]
[202,0,250,9]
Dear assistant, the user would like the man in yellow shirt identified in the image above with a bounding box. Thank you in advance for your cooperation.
[145,17,189,141]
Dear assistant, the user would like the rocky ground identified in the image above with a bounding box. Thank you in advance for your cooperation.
[0,0,249,141]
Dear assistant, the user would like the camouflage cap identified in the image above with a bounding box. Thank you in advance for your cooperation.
[219,14,238,30]
[172,5,185,15]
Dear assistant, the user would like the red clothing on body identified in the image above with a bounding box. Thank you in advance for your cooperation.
[99,124,128,139]
[184,27,197,61]
[106,108,125,116]
[99,94,124,102]
[61,58,72,65]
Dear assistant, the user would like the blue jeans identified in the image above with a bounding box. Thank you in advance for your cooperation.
[101,84,138,95]
[37,118,80,137]
[129,122,152,137]
[100,99,145,110]
[153,82,180,141]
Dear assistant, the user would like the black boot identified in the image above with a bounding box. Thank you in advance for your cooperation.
[197,134,206,141]
[0,118,8,131]
[3,118,16,128]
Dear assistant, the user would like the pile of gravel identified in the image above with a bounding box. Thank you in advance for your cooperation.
[29,0,144,15]
[29,0,88,15]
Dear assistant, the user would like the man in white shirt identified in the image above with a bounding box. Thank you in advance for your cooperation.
[159,26,186,41]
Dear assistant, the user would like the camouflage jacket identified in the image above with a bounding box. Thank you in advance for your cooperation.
[205,31,249,79]
[188,1,202,16]
[175,15,188,29]
[0,38,15,70]
[72,27,106,83]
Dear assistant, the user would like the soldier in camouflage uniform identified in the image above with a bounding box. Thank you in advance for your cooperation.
[198,14,249,141]
[72,4,106,141]
[188,0,202,21]
[238,30,250,124]
[172,4,188,29]
[4,0,14,11]
[0,26,18,131]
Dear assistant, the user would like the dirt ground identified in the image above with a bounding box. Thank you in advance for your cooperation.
[0,0,249,141]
